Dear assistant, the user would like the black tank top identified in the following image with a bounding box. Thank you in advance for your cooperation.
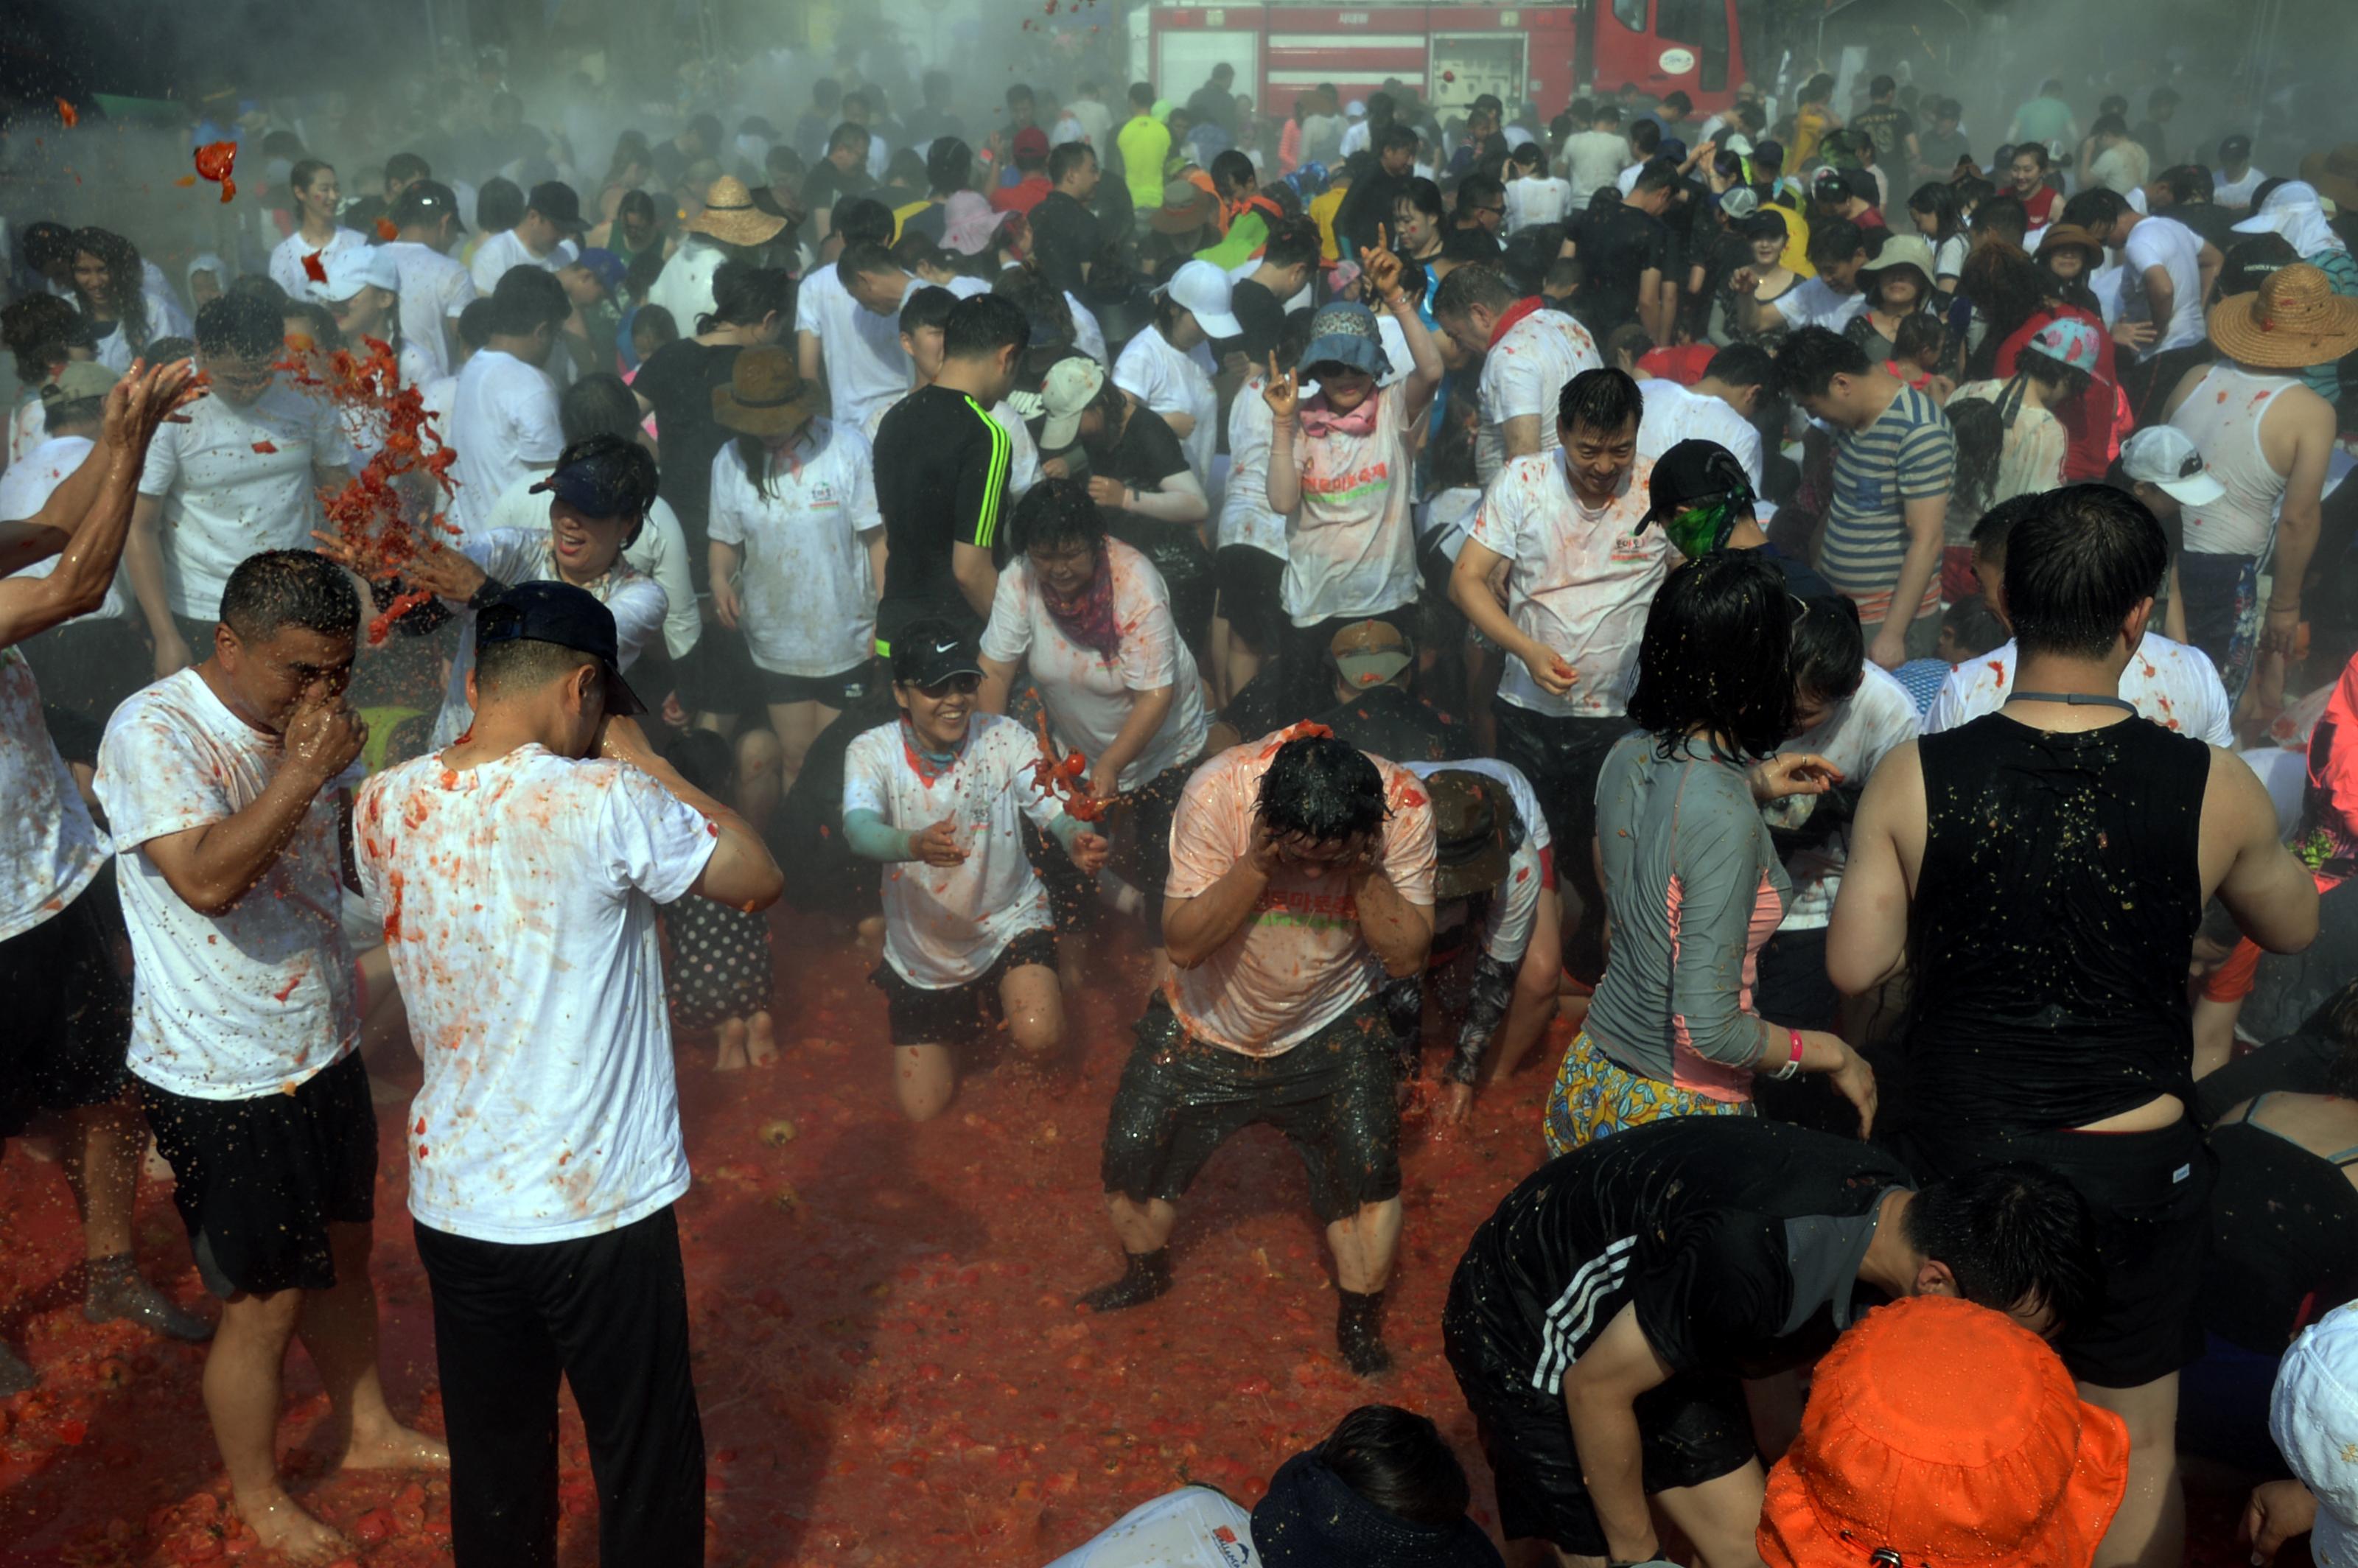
[1905,712,2208,1134]
[2200,1113,2358,1353]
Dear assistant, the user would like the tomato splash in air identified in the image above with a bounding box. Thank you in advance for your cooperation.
[377,215,401,241]
[55,98,78,127]
[1029,709,1106,821]
[192,139,238,203]
[301,251,328,285]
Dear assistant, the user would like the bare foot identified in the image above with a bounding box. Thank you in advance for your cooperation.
[746,1010,778,1067]
[233,1485,349,1564]
[339,1418,451,1472]
[716,1018,750,1072]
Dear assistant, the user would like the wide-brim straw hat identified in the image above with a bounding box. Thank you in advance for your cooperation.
[712,345,816,438]
[690,175,788,247]
[2208,262,2358,370]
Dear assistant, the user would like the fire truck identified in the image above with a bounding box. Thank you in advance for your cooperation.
[1132,1,1760,122]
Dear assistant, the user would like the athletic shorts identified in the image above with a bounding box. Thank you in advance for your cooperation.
[1099,994,1401,1225]
[1214,545,1287,652]
[1889,1116,2213,1387]
[139,1051,378,1299]
[1442,1259,1756,1554]
[869,926,1057,1046]
[757,660,875,711]
[0,873,132,1138]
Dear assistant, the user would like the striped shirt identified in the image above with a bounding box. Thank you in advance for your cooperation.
[1819,383,1954,626]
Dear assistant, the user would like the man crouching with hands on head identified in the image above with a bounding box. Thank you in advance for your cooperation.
[1083,724,1436,1376]
[355,581,782,1568]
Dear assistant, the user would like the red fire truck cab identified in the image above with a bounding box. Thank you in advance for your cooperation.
[1138,1,1754,124]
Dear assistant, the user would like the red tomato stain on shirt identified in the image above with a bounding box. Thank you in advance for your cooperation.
[300,251,328,285]
[272,973,301,1003]
[1987,659,2007,680]
[249,440,278,455]
[376,216,401,241]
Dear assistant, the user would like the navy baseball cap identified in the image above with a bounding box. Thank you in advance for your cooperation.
[889,618,984,688]
[390,179,466,233]
[475,581,647,717]
[529,445,652,521]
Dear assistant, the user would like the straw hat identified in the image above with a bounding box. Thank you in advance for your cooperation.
[689,175,788,247]
[711,346,815,438]
[1758,1296,2130,1568]
[2207,262,2358,370]
[2036,223,2107,269]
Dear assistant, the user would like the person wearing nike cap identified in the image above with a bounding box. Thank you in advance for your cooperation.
[356,578,781,1568]
[315,433,667,749]
[1113,258,1239,490]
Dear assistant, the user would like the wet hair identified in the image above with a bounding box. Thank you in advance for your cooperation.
[1942,594,2008,660]
[71,228,150,353]
[1508,140,1545,173]
[558,374,646,445]
[488,267,570,337]
[1008,477,1107,556]
[944,293,1030,360]
[1805,217,1865,267]
[1318,1406,1472,1527]
[1893,312,1946,367]
[455,297,498,351]
[1,293,92,382]
[1946,396,2005,519]
[385,151,433,186]
[1904,1163,2100,1334]
[220,549,360,643]
[1630,159,1680,197]
[2017,345,2092,405]
[477,177,525,233]
[195,293,287,360]
[2060,187,2127,233]
[1909,181,1962,240]
[702,262,794,332]
[837,241,902,287]
[1047,141,1094,186]
[2004,485,2169,659]
[831,197,895,248]
[1256,734,1389,844]
[552,433,659,541]
[2090,113,2130,143]
[2158,164,2214,206]
[1211,150,1256,191]
[1260,217,1323,273]
[1969,491,2046,564]
[664,727,736,797]
[1604,322,1654,368]
[1558,366,1642,436]
[1396,177,1447,229]
[1628,549,1797,761]
[1431,260,1517,320]
[143,336,195,368]
[1972,193,2029,248]
[1704,342,1775,390]
[898,284,958,337]
[1774,326,1870,398]
[1791,595,1866,706]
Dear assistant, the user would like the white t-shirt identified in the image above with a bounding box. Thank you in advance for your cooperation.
[1114,326,1220,487]
[8,396,45,467]
[1219,375,1290,557]
[137,385,350,621]
[2121,215,2208,352]
[1564,130,1628,205]
[1932,231,1970,281]
[1407,755,1549,965]
[980,539,1209,791]
[1467,448,1669,718]
[842,713,1061,988]
[447,349,563,545]
[1042,1487,1260,1568]
[647,238,727,338]
[481,476,702,661]
[267,225,367,301]
[355,745,714,1244]
[1284,385,1419,625]
[1474,307,1603,484]
[1637,379,1765,490]
[430,529,669,747]
[2214,165,2267,209]
[794,263,915,432]
[468,228,579,295]
[1505,175,1574,234]
[1923,631,2235,746]
[1774,279,1869,332]
[864,391,1040,502]
[380,240,477,382]
[0,645,107,943]
[1762,664,1919,930]
[94,292,193,374]
[1067,293,1109,365]
[94,669,360,1099]
[707,420,881,678]
[2,435,130,623]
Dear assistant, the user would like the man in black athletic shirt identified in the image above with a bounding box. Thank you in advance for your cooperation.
[1830,483,2318,1568]
[870,294,1029,654]
[1443,1118,2097,1567]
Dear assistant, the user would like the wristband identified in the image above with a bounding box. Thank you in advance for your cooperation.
[466,575,511,612]
[1771,1027,1804,1082]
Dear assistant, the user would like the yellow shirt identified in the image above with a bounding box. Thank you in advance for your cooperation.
[1309,186,1349,262]
[1118,114,1174,210]
[1793,105,1836,167]
[1772,200,1818,279]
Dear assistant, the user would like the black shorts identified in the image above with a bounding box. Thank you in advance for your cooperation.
[1889,1116,2212,1387]
[1441,1264,1754,1553]
[1105,752,1202,899]
[1214,545,1287,652]
[757,660,875,711]
[869,926,1058,1046]
[674,627,764,718]
[0,873,133,1138]
[140,1051,379,1298]
[1493,701,1628,973]
[1099,995,1401,1225]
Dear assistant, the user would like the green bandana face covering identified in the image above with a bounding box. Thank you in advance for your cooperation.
[1662,496,1739,561]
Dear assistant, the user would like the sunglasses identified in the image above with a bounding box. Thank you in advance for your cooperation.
[914,673,981,699]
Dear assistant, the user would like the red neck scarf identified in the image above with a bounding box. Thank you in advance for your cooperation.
[1041,547,1122,662]
[1486,295,1545,351]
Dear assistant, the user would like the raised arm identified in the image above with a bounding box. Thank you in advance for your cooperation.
[598,715,783,910]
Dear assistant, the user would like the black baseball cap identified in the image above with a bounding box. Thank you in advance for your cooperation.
[526,180,587,231]
[889,618,984,688]
[475,581,647,716]
[1642,438,1756,524]
[390,180,466,233]
[2220,133,2253,160]
[530,444,653,521]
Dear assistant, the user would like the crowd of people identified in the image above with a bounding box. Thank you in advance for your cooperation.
[7,35,2358,1568]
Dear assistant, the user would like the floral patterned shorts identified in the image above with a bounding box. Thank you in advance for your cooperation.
[1542,1029,1755,1156]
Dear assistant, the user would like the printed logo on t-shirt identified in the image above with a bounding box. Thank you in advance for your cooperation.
[1211,1525,1253,1567]
[1608,531,1651,562]
[1253,887,1358,932]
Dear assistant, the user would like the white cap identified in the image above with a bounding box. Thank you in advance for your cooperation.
[1346,99,1367,118]
[2273,1302,2358,1567]
[2121,426,2226,508]
[310,245,400,304]
[1040,356,1106,449]
[1162,259,1243,340]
